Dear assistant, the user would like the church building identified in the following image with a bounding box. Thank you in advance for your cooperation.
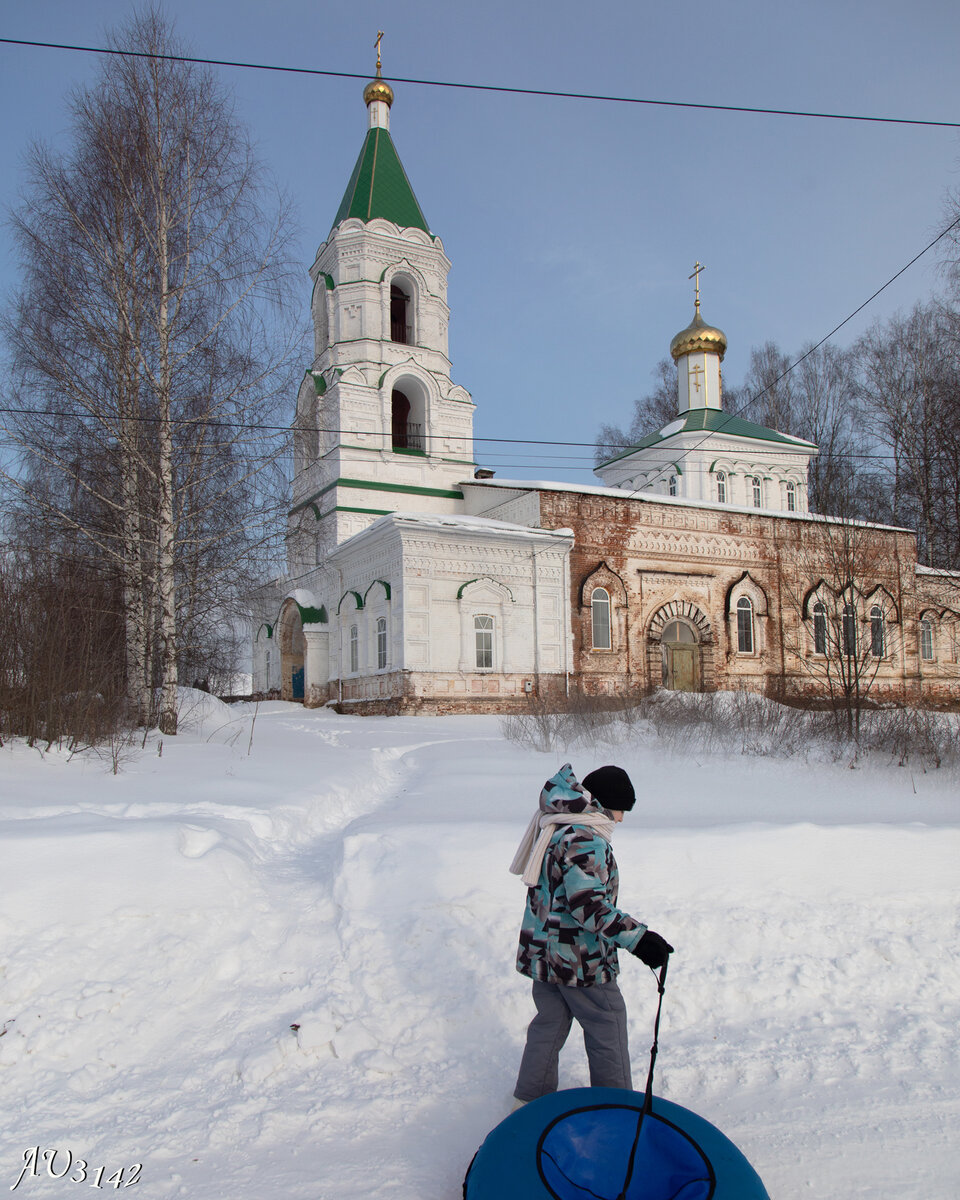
[251,74,960,713]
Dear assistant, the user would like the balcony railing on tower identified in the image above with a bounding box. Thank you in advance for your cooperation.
[392,421,424,451]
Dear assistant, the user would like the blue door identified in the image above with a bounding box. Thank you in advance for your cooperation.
[292,665,304,700]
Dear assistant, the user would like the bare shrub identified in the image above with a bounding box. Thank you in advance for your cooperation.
[499,683,960,772]
[0,549,130,751]
[854,706,958,770]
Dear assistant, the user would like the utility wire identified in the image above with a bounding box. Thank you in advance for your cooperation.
[4,212,958,464]
[2,36,960,129]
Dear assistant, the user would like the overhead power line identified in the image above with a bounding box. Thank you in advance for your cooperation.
[4,210,958,462]
[2,36,960,129]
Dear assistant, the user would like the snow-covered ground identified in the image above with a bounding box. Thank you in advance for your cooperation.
[1,694,958,1198]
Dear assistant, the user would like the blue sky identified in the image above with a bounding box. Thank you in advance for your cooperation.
[2,1,959,482]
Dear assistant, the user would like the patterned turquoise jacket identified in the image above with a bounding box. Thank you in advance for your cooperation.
[516,764,646,987]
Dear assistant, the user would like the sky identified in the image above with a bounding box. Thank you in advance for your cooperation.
[2,1,960,482]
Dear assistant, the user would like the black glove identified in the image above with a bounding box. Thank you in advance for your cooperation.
[632,930,673,969]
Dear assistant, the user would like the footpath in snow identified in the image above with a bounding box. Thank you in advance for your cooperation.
[1,695,958,1198]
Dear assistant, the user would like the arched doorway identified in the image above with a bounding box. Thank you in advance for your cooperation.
[661,619,701,691]
[278,600,305,701]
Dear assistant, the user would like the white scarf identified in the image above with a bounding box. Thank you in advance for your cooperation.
[510,810,616,887]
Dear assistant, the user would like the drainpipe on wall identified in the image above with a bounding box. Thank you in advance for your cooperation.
[336,564,343,706]
[563,540,571,697]
[531,547,541,690]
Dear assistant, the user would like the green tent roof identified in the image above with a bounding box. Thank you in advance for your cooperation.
[332,127,430,233]
[599,408,817,467]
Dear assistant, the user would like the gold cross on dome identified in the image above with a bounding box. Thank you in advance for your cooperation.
[375,30,384,75]
[688,261,705,313]
[689,363,704,393]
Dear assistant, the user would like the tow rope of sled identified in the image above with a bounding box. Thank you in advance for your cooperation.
[617,957,668,1200]
[463,957,771,1200]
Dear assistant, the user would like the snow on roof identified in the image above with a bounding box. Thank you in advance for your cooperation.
[460,477,915,534]
[331,509,573,556]
[916,564,960,578]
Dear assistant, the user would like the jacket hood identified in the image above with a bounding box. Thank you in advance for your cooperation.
[538,763,602,818]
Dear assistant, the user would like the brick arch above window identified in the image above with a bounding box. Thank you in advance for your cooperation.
[724,571,769,618]
[863,585,900,624]
[577,561,627,609]
[801,579,837,619]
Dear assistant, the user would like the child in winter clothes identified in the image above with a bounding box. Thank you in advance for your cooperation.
[510,763,672,1103]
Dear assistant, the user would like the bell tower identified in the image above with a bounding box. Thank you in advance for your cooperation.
[288,64,475,572]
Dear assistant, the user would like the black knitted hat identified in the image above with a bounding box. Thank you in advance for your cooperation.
[582,765,635,812]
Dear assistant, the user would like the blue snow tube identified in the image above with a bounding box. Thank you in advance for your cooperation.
[463,1087,769,1200]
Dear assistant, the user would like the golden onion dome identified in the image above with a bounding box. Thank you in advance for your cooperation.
[669,308,727,361]
[363,77,394,108]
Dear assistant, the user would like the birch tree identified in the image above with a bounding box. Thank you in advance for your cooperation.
[2,9,300,733]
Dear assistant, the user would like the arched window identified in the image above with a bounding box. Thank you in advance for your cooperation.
[668,474,678,497]
[786,481,796,512]
[376,617,388,670]
[349,624,359,674]
[813,602,827,655]
[475,614,494,669]
[751,476,763,508]
[736,597,754,653]
[390,282,412,344]
[920,619,934,661]
[842,604,857,658]
[716,471,727,503]
[870,606,885,658]
[591,588,611,650]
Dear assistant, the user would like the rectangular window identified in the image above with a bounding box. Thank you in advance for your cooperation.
[349,624,359,674]
[591,589,611,650]
[920,621,934,661]
[870,610,885,658]
[737,605,753,653]
[813,607,827,655]
[475,614,494,669]
[842,607,856,657]
[376,618,388,670]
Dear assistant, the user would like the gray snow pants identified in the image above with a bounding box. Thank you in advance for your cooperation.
[513,978,632,1101]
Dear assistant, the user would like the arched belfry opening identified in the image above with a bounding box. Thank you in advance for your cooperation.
[391,388,411,448]
[390,376,426,451]
[390,281,412,344]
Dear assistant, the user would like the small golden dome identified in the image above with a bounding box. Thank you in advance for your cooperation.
[363,78,394,107]
[669,308,727,361]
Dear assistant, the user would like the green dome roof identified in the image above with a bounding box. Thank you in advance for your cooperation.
[332,127,430,234]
